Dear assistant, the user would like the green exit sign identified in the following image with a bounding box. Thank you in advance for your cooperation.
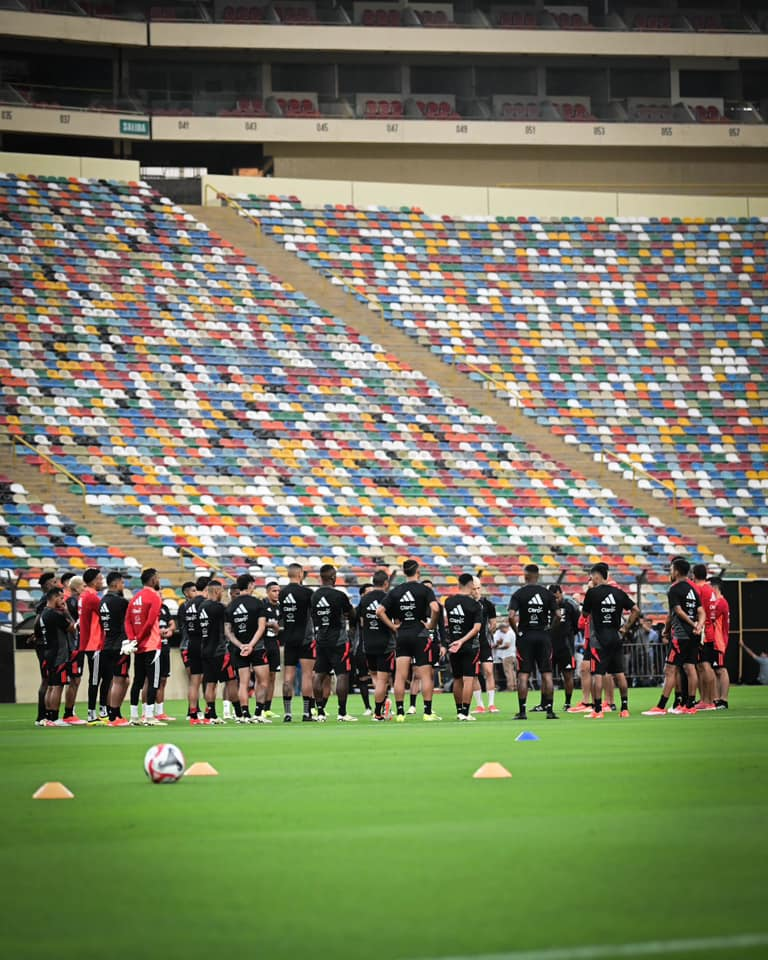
[120,118,150,136]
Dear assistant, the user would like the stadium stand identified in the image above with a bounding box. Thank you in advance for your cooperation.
[0,476,139,629]
[0,173,714,615]
[233,195,768,562]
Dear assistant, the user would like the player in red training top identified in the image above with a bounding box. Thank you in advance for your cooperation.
[78,568,106,724]
[125,568,164,726]
[691,563,717,710]
[710,577,731,709]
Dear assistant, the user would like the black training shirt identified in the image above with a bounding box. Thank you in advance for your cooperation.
[199,599,227,658]
[99,591,128,652]
[227,594,267,650]
[311,586,353,647]
[357,589,393,655]
[508,584,555,634]
[582,584,635,641]
[382,581,436,637]
[444,594,483,650]
[279,583,314,646]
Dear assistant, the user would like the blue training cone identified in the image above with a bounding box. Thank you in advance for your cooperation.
[515,731,540,742]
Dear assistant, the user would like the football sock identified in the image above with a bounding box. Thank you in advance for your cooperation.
[265,699,272,712]
[188,707,198,719]
[473,690,483,707]
[517,696,527,714]
[423,699,432,715]
[145,704,155,720]
[241,706,251,718]
[375,701,384,717]
[37,690,46,722]
[657,694,669,709]
[488,689,495,707]
[564,696,571,708]
[673,693,683,708]
[99,704,108,718]
[283,696,292,716]
[686,696,696,709]
[396,700,405,716]
[338,693,348,716]
[233,702,242,718]
[255,702,264,717]
[409,693,418,709]
[621,697,628,712]
[108,707,119,721]
[593,698,602,713]
[130,705,139,720]
[63,706,74,719]
[360,683,370,711]
[302,696,311,716]
[461,703,470,716]
[87,709,97,722]
[48,709,58,722]
[155,702,164,716]
[204,702,216,719]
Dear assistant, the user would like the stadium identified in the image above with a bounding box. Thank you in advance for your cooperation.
[0,2,767,958]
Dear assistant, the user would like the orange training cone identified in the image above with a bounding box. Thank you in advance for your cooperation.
[473,762,512,779]
[184,762,219,777]
[33,782,75,799]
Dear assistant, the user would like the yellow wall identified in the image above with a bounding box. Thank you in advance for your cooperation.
[0,151,140,181]
[205,172,765,219]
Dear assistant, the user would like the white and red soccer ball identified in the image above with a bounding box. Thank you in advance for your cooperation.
[144,743,185,784]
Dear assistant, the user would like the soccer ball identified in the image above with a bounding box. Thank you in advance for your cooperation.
[143,743,185,784]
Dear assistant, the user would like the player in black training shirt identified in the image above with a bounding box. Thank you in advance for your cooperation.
[442,573,483,720]
[546,584,580,713]
[153,598,177,722]
[377,559,439,721]
[261,581,282,718]
[225,573,268,722]
[32,572,59,725]
[200,580,237,723]
[176,580,195,673]
[98,571,130,725]
[643,557,704,716]
[279,562,315,722]
[508,563,559,720]
[581,563,639,719]
[311,564,356,722]
[472,578,499,714]
[39,587,76,725]
[357,570,395,720]
[184,576,209,723]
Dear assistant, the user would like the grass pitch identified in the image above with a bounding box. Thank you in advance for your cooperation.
[1,689,766,960]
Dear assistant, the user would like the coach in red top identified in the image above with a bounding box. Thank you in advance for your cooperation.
[125,568,166,727]
[79,568,105,724]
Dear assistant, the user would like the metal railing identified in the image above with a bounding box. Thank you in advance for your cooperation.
[203,184,262,229]
[2,427,88,509]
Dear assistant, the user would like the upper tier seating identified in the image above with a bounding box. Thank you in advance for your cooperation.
[0,175,713,608]
[237,196,768,562]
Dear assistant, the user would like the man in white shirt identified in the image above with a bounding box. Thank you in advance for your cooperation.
[493,620,517,693]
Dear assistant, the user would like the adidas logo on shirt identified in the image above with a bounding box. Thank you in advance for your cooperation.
[402,591,415,603]
[316,597,331,609]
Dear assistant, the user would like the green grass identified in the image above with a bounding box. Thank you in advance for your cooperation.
[2,688,767,960]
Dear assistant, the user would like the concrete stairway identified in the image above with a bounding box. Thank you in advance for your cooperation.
[187,203,761,577]
[0,434,220,588]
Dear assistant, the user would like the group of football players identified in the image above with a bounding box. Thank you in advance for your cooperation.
[30,554,731,726]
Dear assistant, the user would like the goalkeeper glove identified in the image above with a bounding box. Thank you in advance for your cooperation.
[120,639,138,655]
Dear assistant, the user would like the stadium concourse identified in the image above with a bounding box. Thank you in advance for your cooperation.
[1,170,740,641]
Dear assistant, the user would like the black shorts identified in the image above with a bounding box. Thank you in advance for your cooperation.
[516,633,552,675]
[315,642,352,676]
[203,652,236,685]
[479,638,494,664]
[590,638,625,676]
[69,650,84,678]
[552,645,575,675]
[157,646,170,678]
[99,649,119,682]
[187,643,204,676]
[666,633,700,667]
[36,646,47,682]
[367,651,395,674]
[114,653,131,679]
[450,647,479,679]
[266,642,280,673]
[283,641,316,667]
[46,660,70,686]
[231,645,264,671]
[396,629,435,668]
[700,642,716,667]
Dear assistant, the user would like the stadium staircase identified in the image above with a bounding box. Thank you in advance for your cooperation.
[0,430,226,588]
[187,203,760,578]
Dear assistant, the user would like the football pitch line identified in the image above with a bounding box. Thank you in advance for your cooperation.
[422,932,768,960]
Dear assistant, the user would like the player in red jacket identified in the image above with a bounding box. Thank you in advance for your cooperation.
[710,577,731,709]
[78,568,106,724]
[125,568,165,726]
